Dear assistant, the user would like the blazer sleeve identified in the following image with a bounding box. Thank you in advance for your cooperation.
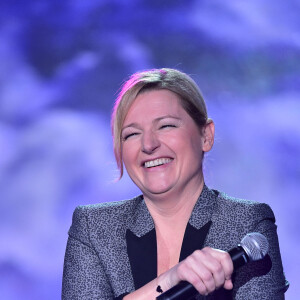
[62,206,115,300]
[232,203,289,300]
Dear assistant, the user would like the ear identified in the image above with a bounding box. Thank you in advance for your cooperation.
[202,119,215,152]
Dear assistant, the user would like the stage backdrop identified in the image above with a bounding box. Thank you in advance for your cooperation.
[0,1,299,299]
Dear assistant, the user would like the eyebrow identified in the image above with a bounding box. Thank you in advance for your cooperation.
[155,115,181,122]
[121,115,181,131]
[121,122,141,132]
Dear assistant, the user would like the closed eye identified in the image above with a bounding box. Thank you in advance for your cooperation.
[160,124,177,129]
[122,132,139,141]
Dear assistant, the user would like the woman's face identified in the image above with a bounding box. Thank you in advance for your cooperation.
[121,89,214,200]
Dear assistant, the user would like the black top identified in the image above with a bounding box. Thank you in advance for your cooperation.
[126,221,212,290]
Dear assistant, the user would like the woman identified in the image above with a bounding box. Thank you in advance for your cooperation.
[62,68,288,299]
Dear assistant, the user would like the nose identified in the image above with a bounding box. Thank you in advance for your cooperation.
[141,130,160,154]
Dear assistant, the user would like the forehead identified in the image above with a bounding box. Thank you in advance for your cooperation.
[123,89,185,124]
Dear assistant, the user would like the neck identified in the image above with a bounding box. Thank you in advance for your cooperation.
[143,178,204,226]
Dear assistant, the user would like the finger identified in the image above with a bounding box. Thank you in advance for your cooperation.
[187,250,220,293]
[208,249,234,282]
[176,248,234,295]
[224,278,233,290]
[187,274,209,296]
[175,259,209,295]
[197,248,226,289]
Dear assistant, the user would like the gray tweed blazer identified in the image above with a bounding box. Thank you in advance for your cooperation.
[62,185,288,299]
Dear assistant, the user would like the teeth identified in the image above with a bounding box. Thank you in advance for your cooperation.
[144,158,172,168]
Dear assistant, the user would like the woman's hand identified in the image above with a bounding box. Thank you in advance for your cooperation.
[160,247,234,296]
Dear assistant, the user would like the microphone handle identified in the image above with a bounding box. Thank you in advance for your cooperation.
[228,245,250,269]
[156,246,249,300]
[156,281,197,300]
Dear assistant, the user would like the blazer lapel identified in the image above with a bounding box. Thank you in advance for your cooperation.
[126,197,157,289]
[125,185,217,289]
[179,221,212,261]
[180,185,216,260]
[126,228,157,289]
[189,184,217,230]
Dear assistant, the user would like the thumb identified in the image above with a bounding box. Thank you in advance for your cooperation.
[223,278,233,290]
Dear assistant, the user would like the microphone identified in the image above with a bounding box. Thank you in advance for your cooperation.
[156,232,269,300]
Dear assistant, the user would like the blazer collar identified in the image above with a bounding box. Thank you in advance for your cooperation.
[126,185,217,289]
[127,184,216,236]
[189,184,217,229]
[127,195,155,237]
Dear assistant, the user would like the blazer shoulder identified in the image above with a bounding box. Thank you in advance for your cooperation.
[76,195,143,214]
[215,190,275,223]
[69,196,143,243]
[205,189,278,251]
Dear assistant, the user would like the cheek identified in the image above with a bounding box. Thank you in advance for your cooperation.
[167,131,201,152]
[191,134,204,152]
[122,142,138,168]
[177,132,204,161]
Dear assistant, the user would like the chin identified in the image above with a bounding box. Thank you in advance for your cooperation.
[142,184,175,197]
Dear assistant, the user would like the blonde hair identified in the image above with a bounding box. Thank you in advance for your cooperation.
[111,68,209,178]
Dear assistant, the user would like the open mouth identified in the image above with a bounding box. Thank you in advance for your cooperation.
[144,158,173,168]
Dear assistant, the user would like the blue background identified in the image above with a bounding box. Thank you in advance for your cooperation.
[0,1,299,299]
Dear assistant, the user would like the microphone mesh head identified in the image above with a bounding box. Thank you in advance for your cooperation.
[240,232,269,261]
